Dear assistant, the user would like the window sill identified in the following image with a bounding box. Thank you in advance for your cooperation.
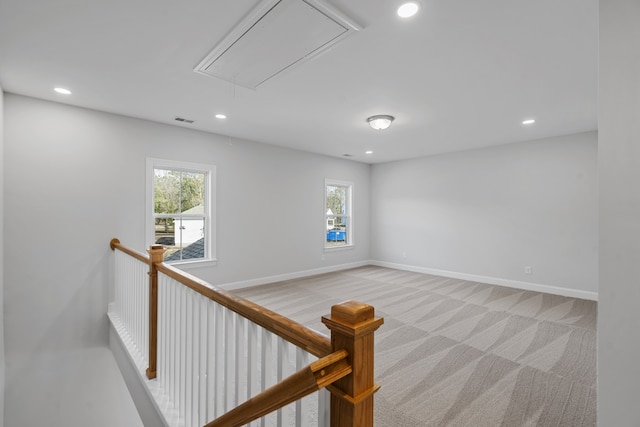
[166,259,218,269]
[324,244,355,252]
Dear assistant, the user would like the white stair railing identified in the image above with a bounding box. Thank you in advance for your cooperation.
[111,246,149,365]
[157,272,328,427]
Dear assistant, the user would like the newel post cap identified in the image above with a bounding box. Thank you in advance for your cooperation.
[322,300,384,338]
[147,245,165,263]
[332,301,375,324]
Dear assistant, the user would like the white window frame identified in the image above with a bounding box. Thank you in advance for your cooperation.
[324,178,354,250]
[146,158,216,265]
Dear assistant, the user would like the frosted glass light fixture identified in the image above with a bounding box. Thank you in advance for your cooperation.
[215,114,227,119]
[522,119,536,125]
[367,115,394,130]
[54,87,71,95]
[398,2,420,18]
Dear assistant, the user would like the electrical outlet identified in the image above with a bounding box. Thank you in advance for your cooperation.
[524,266,532,275]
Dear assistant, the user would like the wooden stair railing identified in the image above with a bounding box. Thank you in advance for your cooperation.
[110,238,384,427]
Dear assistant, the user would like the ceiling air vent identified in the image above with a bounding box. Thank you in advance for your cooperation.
[194,0,361,89]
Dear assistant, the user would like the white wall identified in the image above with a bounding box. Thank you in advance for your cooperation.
[3,94,370,425]
[371,132,598,299]
[0,85,5,427]
[599,0,640,424]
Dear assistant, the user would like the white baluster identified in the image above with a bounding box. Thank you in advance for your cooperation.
[297,350,318,427]
[199,297,207,426]
[247,322,258,427]
[223,308,236,413]
[235,315,245,413]
[168,279,175,411]
[132,258,137,347]
[318,389,330,427]
[214,302,225,417]
[158,275,164,391]
[295,349,305,427]
[191,292,201,427]
[143,262,149,363]
[179,285,187,422]
[185,290,194,427]
[261,330,274,427]
[206,301,215,421]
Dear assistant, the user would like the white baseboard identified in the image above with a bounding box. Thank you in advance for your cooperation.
[219,260,371,291]
[217,259,598,301]
[370,261,598,301]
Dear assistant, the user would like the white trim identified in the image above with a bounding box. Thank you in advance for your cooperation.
[323,244,355,252]
[167,259,218,269]
[370,261,599,301]
[220,260,598,300]
[193,0,362,89]
[218,261,369,291]
[108,308,176,427]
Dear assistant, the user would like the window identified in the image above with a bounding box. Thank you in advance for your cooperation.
[325,179,353,248]
[146,158,216,263]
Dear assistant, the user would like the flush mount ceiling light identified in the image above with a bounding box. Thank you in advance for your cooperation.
[54,87,71,95]
[522,119,536,125]
[397,2,420,18]
[215,114,227,119]
[367,115,395,130]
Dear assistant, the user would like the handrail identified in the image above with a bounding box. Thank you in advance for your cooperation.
[110,238,150,264]
[204,349,352,427]
[110,238,332,358]
[156,262,333,358]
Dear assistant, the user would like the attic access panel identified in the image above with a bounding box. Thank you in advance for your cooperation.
[194,0,361,89]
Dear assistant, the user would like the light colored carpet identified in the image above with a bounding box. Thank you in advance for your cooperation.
[234,266,597,427]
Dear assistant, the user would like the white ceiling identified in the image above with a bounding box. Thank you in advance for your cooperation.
[0,0,597,164]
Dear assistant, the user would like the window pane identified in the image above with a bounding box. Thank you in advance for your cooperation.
[326,185,346,216]
[157,217,206,262]
[180,171,205,214]
[154,218,175,246]
[154,169,181,214]
[326,217,347,247]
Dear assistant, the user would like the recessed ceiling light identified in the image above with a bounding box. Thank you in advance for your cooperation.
[522,119,536,125]
[54,87,71,95]
[215,114,227,119]
[397,2,420,18]
[365,150,373,155]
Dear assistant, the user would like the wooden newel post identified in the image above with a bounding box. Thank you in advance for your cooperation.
[322,301,384,427]
[146,244,164,380]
